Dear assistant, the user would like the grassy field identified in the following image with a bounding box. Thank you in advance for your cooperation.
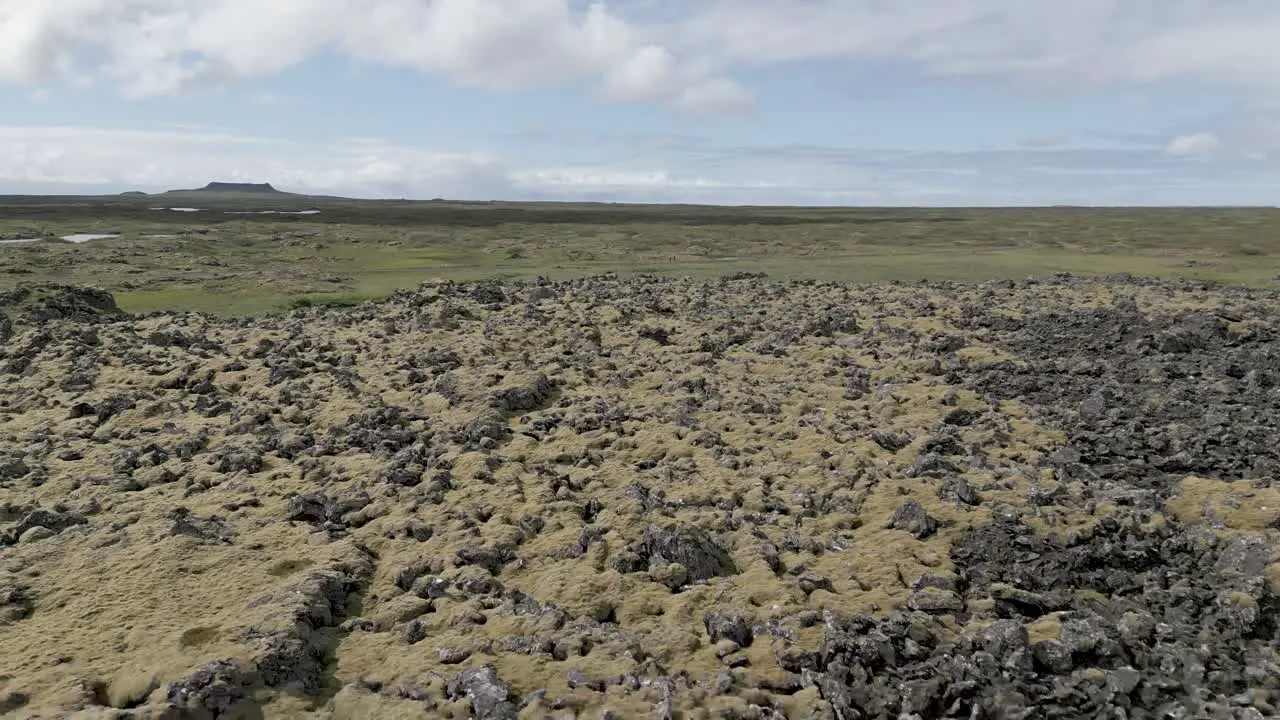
[2,191,1278,315]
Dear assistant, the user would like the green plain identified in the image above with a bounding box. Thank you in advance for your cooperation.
[2,192,1278,316]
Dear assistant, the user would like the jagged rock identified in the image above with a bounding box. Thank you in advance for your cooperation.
[455,545,515,574]
[165,659,252,717]
[907,587,963,613]
[0,575,33,625]
[704,612,754,647]
[0,690,29,715]
[94,394,137,422]
[5,508,86,544]
[870,430,911,452]
[490,373,556,413]
[889,501,939,539]
[974,620,1032,671]
[641,524,737,583]
[448,665,518,720]
[239,556,372,697]
[285,494,329,524]
[0,284,121,324]
[456,410,510,448]
[0,456,29,482]
[5,275,1280,718]
[168,508,234,543]
[210,446,264,474]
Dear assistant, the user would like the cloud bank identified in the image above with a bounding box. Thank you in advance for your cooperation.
[6,1,1280,110]
[2,124,1277,206]
[0,0,749,114]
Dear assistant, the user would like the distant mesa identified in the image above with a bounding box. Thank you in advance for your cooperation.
[200,182,282,193]
[162,182,289,195]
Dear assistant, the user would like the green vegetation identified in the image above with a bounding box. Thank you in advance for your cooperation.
[2,192,1278,315]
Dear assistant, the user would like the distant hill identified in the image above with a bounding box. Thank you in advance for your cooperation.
[165,182,290,195]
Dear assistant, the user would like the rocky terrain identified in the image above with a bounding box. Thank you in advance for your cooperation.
[1,275,1278,719]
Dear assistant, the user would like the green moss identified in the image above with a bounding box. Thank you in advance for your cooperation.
[7,202,1280,315]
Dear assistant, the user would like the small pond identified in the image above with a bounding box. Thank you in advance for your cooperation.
[224,210,321,215]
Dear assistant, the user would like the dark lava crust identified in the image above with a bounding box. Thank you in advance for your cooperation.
[0,275,1278,719]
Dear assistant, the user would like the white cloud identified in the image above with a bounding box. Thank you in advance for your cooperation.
[0,124,783,201]
[1165,132,1221,157]
[512,166,780,191]
[2,123,1278,206]
[670,1,1280,94]
[0,0,747,114]
[601,44,677,101]
[8,2,1280,116]
[597,42,751,115]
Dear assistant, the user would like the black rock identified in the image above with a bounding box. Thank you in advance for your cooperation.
[561,526,607,559]
[401,619,428,644]
[973,619,1032,671]
[286,494,329,524]
[251,632,326,694]
[245,569,364,695]
[394,561,432,592]
[949,477,981,506]
[943,407,979,426]
[6,508,86,543]
[704,612,754,647]
[456,545,515,573]
[613,551,647,574]
[889,501,939,539]
[0,690,28,715]
[0,576,33,625]
[448,665,518,720]
[67,402,96,419]
[95,394,137,422]
[457,410,510,448]
[798,571,835,595]
[0,456,29,481]
[165,659,251,716]
[168,510,234,543]
[490,373,556,413]
[210,446,264,474]
[870,430,911,452]
[1034,637,1076,674]
[642,524,737,583]
[907,587,964,613]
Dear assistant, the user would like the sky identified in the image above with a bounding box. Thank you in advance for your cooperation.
[2,1,1280,205]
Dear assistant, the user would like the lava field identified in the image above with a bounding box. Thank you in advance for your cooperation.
[1,275,1278,719]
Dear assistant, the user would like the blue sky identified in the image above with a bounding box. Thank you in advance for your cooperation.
[2,0,1279,205]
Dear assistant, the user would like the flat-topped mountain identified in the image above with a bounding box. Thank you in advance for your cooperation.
[170,182,285,194]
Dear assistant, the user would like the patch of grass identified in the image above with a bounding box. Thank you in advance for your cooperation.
[278,292,380,312]
[114,289,271,316]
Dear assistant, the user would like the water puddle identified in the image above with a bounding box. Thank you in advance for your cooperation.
[0,238,38,245]
[225,210,321,215]
[146,207,320,216]
[61,234,120,243]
